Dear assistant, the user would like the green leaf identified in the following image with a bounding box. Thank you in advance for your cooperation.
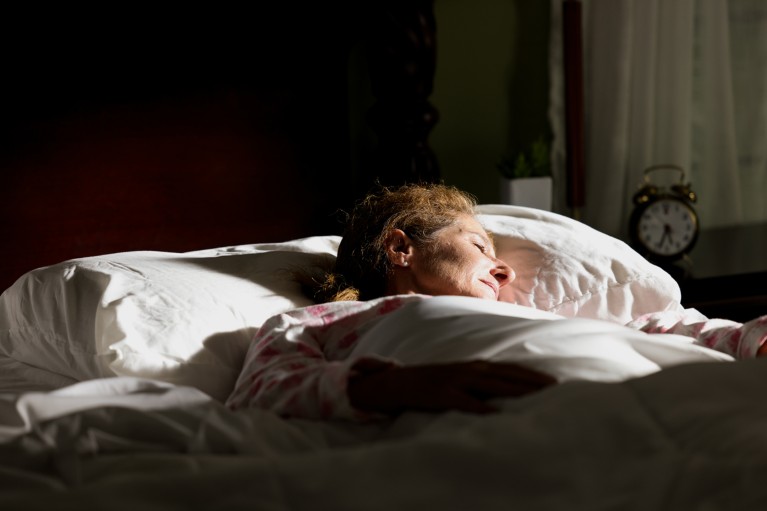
[498,136,551,179]
[530,137,550,176]
[514,154,532,178]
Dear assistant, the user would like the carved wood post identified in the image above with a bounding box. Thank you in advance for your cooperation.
[366,0,440,187]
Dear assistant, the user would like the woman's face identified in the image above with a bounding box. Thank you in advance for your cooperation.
[405,214,514,300]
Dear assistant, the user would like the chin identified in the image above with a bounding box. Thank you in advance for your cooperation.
[471,289,497,301]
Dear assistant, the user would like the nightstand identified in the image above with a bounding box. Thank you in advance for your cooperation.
[662,222,767,322]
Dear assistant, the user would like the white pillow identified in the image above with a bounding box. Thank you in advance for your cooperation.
[0,207,682,399]
[477,205,683,324]
[0,236,339,401]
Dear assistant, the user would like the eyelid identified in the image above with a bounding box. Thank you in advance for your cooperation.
[469,232,494,255]
[472,238,491,254]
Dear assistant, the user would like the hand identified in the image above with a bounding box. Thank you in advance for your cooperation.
[347,359,556,416]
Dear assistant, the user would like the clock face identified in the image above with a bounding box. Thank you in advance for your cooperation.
[636,198,698,257]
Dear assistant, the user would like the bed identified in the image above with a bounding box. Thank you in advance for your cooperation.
[2,4,767,510]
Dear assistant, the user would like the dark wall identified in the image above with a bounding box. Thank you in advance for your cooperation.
[0,6,358,289]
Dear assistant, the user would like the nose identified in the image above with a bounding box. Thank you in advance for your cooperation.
[490,257,515,288]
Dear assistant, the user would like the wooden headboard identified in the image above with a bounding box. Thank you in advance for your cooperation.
[0,3,440,291]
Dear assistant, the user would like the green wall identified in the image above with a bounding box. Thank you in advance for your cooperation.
[347,0,551,204]
[431,0,551,204]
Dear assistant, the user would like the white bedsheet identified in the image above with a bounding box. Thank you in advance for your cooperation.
[1,360,767,510]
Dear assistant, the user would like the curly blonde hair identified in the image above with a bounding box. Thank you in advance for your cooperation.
[314,183,477,302]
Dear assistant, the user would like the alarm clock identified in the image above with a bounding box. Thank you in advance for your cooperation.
[629,164,699,261]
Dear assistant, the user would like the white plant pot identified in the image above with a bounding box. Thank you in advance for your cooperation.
[500,176,553,211]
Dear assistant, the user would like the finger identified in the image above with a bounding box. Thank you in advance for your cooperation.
[465,376,551,399]
[409,389,499,415]
[463,360,557,385]
[476,360,556,381]
[450,396,499,415]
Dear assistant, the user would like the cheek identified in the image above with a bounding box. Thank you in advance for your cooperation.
[419,246,455,278]
[423,245,475,283]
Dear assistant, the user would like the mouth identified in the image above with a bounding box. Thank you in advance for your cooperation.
[480,279,499,299]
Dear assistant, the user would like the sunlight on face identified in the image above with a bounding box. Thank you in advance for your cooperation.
[409,214,514,300]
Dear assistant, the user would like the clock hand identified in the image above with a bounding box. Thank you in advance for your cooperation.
[659,224,672,247]
[664,223,674,242]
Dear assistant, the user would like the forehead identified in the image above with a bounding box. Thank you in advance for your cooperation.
[447,214,492,240]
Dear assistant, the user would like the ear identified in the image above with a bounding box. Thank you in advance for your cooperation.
[384,229,414,267]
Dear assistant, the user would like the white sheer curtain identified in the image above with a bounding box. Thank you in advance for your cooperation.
[550,0,767,237]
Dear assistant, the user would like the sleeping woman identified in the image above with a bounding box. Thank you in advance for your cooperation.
[226,184,767,419]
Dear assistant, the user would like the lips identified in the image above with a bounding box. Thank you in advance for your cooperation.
[480,279,499,299]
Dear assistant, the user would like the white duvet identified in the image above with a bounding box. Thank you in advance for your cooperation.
[2,360,767,510]
[1,296,765,510]
[350,296,732,382]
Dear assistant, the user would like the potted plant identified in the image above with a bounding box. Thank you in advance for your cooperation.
[497,137,552,211]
